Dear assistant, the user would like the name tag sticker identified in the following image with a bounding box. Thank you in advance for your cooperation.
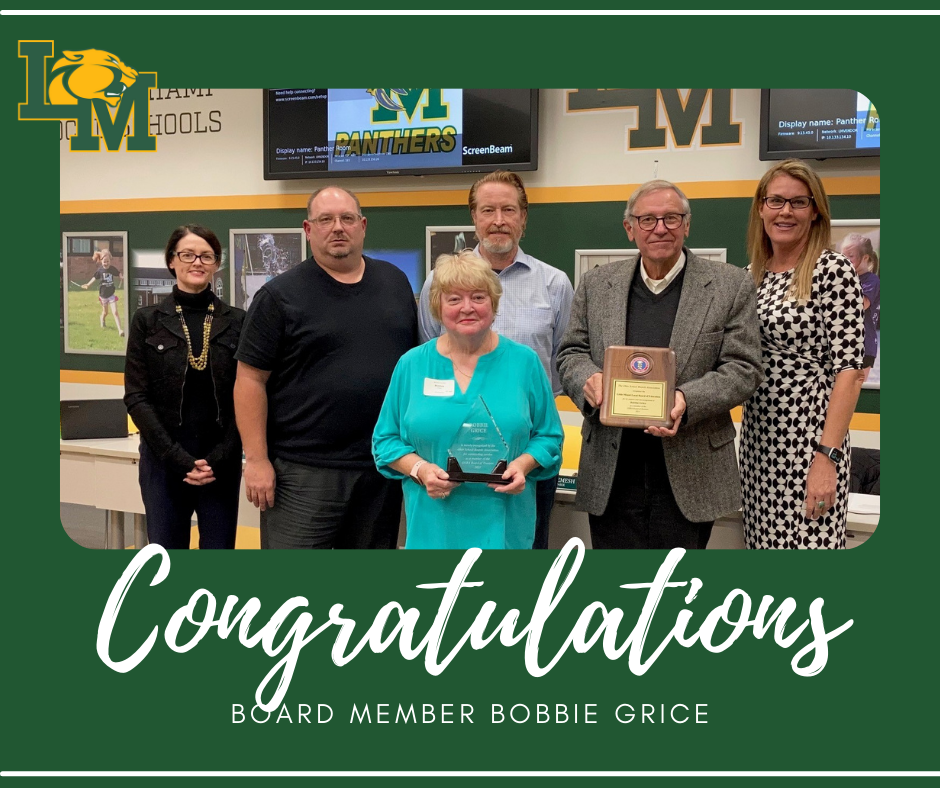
[424,378,455,397]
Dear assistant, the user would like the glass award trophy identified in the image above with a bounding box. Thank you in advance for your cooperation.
[599,345,677,429]
[445,397,510,483]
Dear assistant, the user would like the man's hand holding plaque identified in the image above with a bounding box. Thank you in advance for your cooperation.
[645,389,685,438]
[599,346,678,430]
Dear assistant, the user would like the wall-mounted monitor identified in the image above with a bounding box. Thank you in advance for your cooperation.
[759,89,879,161]
[263,89,538,180]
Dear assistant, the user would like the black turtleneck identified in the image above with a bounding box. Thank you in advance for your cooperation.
[174,285,214,356]
[173,285,222,457]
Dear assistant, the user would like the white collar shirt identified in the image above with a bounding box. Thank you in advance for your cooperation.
[640,250,686,294]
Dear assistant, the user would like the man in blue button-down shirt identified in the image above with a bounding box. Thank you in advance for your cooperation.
[418,171,574,549]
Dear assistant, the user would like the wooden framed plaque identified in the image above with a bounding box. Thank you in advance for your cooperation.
[599,346,677,429]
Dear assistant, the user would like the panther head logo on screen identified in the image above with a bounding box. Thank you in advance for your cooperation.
[367,88,409,112]
[48,49,138,107]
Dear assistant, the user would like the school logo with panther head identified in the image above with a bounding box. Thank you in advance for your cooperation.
[48,49,139,107]
[18,40,156,152]
[367,88,409,113]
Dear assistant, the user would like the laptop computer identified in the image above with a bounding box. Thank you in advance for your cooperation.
[60,399,129,440]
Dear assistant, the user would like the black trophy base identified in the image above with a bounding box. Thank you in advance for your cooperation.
[446,458,508,484]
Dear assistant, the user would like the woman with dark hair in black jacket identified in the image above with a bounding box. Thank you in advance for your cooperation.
[124,224,245,549]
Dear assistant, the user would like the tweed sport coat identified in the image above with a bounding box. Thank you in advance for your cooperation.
[557,250,763,522]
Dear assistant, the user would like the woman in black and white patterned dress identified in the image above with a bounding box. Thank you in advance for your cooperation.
[740,159,865,549]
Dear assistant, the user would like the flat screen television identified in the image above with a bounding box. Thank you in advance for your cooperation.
[759,89,879,160]
[263,89,539,180]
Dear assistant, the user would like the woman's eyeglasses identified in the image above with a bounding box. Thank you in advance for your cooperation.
[762,196,814,210]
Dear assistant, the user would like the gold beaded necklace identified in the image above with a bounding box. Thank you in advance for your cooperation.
[176,302,214,371]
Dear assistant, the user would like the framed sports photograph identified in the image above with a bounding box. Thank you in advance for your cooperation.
[62,231,129,356]
[229,228,306,311]
[426,225,475,275]
[832,219,881,390]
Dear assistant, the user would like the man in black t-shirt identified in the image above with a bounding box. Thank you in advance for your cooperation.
[234,186,417,549]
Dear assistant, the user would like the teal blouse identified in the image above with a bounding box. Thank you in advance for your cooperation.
[373,336,563,549]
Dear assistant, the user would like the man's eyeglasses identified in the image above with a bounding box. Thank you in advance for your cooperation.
[632,213,687,231]
[174,251,219,264]
[310,213,362,229]
[762,196,814,210]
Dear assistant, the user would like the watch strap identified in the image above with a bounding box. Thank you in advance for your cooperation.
[409,459,427,485]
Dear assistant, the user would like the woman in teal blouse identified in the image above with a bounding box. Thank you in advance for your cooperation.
[373,251,563,549]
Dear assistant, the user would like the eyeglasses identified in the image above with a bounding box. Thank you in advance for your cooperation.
[762,195,814,210]
[174,251,219,264]
[310,213,362,229]
[632,213,687,231]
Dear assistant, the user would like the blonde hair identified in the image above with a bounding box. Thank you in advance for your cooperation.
[747,159,832,301]
[842,232,880,276]
[429,250,502,322]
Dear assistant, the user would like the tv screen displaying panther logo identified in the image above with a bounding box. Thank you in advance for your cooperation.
[49,49,138,107]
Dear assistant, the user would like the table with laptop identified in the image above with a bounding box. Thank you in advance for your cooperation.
[60,398,259,548]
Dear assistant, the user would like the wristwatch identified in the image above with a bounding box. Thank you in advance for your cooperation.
[409,459,427,485]
[816,444,845,463]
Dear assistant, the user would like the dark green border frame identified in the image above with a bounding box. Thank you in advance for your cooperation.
[3,13,920,785]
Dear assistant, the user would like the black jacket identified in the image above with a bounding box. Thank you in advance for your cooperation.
[124,292,245,477]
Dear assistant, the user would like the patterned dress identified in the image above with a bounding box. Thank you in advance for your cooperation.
[740,251,865,549]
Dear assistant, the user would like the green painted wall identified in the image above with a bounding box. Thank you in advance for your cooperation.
[60,192,881,413]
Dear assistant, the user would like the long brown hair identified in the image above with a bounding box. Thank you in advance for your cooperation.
[746,159,832,301]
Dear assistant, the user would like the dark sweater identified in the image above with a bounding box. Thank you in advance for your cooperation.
[174,286,223,458]
[622,262,686,454]
[625,262,686,348]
